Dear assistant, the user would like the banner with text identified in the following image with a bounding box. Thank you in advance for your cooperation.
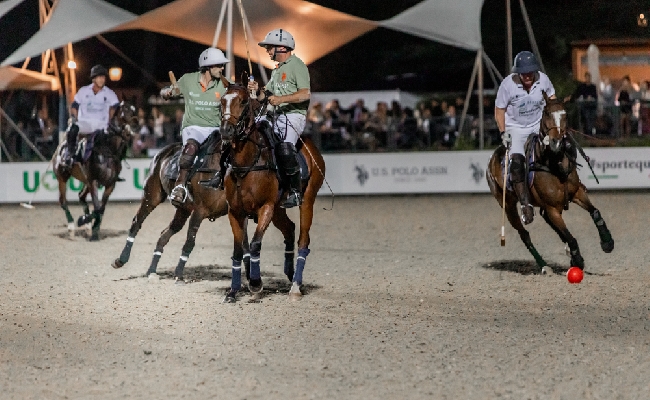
[1,147,648,203]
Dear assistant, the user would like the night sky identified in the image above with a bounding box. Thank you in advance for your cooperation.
[1,0,649,95]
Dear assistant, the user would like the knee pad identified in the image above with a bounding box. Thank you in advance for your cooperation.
[180,139,200,169]
[509,154,526,183]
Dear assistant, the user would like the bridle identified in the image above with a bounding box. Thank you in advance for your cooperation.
[538,100,566,151]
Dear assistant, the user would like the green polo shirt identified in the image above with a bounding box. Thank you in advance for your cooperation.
[177,71,228,130]
[266,54,310,115]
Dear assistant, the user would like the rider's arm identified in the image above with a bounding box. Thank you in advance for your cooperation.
[495,106,506,133]
[70,101,79,120]
[269,88,310,106]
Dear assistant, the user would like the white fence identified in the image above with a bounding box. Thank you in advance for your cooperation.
[1,148,649,203]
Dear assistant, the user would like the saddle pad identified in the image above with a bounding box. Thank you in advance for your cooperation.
[164,150,181,181]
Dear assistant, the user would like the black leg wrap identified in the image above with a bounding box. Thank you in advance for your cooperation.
[147,252,162,275]
[276,142,302,208]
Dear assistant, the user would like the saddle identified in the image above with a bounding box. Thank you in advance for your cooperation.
[164,133,221,181]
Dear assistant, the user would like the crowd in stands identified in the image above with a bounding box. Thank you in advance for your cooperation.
[304,96,469,152]
[3,74,650,162]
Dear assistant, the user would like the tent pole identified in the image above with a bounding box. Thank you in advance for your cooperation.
[226,0,234,81]
[457,50,480,144]
[0,107,47,161]
[211,0,228,48]
[506,0,513,73]
[478,48,484,150]
[518,0,545,73]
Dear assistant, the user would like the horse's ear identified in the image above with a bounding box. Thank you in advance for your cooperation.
[542,90,549,103]
[220,75,230,88]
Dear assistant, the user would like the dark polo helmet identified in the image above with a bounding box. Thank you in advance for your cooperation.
[90,64,108,79]
[511,51,540,74]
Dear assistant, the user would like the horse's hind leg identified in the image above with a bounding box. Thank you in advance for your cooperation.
[113,182,167,268]
[271,209,296,282]
[58,178,75,233]
[506,199,549,270]
[542,206,585,269]
[146,207,192,276]
[572,185,614,253]
[173,210,205,282]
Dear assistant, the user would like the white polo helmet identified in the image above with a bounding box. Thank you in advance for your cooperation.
[198,48,230,67]
[258,29,295,50]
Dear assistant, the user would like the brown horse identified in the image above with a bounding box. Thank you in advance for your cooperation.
[219,76,326,302]
[53,101,138,241]
[486,91,614,272]
[111,136,248,282]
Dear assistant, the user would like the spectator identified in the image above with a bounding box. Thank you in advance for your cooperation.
[616,75,633,137]
[396,107,419,149]
[363,101,390,149]
[572,71,598,135]
[151,106,166,147]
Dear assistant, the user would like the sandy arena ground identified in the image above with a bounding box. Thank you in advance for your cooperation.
[1,192,649,399]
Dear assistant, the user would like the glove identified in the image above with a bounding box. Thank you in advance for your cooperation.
[501,131,511,147]
[68,116,77,126]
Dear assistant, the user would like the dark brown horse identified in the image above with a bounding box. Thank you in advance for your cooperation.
[53,101,138,241]
[219,76,326,302]
[111,137,247,282]
[486,91,614,273]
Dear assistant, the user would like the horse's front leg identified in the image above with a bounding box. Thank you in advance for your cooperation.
[506,195,550,272]
[247,204,275,296]
[271,209,296,282]
[571,184,614,253]
[224,211,248,303]
[57,176,75,233]
[543,206,584,269]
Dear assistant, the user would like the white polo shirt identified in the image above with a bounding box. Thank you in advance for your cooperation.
[72,84,119,133]
[495,72,555,129]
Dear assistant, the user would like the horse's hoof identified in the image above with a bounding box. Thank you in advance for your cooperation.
[249,291,263,302]
[148,273,160,282]
[222,291,237,303]
[288,282,302,301]
[541,266,553,275]
[175,277,186,285]
[112,259,124,269]
[248,279,263,294]
[67,222,75,231]
[564,244,571,256]
[89,234,99,242]
[601,239,614,254]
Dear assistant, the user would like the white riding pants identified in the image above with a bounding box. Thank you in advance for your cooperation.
[181,125,218,145]
[507,126,537,156]
[257,113,306,145]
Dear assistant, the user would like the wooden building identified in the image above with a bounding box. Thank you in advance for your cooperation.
[571,38,650,86]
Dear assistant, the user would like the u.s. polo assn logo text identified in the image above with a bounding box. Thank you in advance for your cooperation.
[355,164,447,185]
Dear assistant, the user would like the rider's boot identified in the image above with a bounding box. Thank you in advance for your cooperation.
[276,142,302,209]
[169,139,199,207]
[199,146,230,190]
[510,153,534,224]
[63,123,79,167]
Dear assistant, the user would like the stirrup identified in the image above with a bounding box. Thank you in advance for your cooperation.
[198,173,223,190]
[520,204,534,225]
[281,191,302,209]
[169,185,188,207]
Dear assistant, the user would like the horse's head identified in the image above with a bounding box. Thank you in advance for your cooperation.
[110,101,139,140]
[539,91,567,153]
[220,75,251,144]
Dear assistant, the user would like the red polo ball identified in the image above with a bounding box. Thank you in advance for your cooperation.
[567,266,584,284]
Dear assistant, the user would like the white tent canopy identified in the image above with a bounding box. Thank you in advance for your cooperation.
[0,0,24,20]
[379,0,483,51]
[2,0,485,68]
[0,66,60,91]
[1,0,137,67]
[117,0,377,69]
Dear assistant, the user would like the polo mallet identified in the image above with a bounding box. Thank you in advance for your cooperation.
[20,159,52,210]
[500,149,509,246]
[168,71,178,87]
